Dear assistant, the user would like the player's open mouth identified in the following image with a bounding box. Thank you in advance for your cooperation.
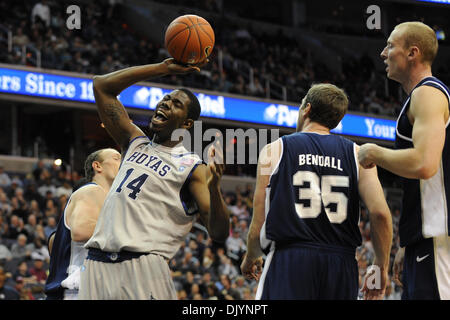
[153,110,169,123]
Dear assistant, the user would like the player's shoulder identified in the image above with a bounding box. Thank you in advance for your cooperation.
[71,183,105,200]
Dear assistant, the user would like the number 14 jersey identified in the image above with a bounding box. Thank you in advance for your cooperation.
[261,132,361,252]
[85,136,203,260]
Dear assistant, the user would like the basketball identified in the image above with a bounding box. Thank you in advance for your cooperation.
[164,15,215,65]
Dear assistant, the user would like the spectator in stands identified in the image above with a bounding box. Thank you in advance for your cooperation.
[177,249,201,275]
[225,229,247,264]
[43,216,56,240]
[14,277,35,300]
[0,193,11,216]
[229,196,248,220]
[38,178,56,198]
[5,215,25,240]
[13,261,33,284]
[24,184,43,208]
[43,199,57,219]
[0,166,11,190]
[218,274,241,300]
[10,196,28,221]
[12,27,30,47]
[31,0,51,27]
[31,238,49,264]
[235,219,249,241]
[0,242,12,262]
[29,256,47,284]
[188,283,202,300]
[201,247,215,273]
[10,234,34,260]
[218,255,239,279]
[32,160,46,182]
[34,224,47,244]
[233,275,248,299]
[55,180,72,198]
[28,200,43,222]
[23,214,38,242]
[0,214,8,238]
[0,269,19,300]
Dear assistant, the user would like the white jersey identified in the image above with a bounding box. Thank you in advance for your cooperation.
[85,136,204,259]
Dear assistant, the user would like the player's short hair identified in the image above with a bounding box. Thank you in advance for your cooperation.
[84,149,107,182]
[303,83,348,130]
[395,21,438,65]
[178,88,201,121]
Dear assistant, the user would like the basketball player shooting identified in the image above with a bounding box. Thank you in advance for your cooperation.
[77,58,231,300]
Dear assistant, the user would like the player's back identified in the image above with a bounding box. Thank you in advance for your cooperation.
[45,183,95,300]
[262,132,361,252]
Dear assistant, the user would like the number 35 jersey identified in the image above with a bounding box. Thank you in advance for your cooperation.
[261,132,361,252]
[85,136,203,260]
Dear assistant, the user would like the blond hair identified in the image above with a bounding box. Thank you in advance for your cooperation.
[395,22,438,65]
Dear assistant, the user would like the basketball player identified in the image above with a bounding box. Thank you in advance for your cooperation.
[78,58,230,300]
[45,148,121,300]
[241,84,393,300]
[358,22,450,300]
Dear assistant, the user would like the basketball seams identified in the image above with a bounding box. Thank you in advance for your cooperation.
[165,22,190,46]
[179,27,191,63]
[197,23,214,44]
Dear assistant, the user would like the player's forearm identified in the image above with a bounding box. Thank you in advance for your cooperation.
[372,145,434,179]
[93,62,170,96]
[369,210,393,270]
[246,223,263,260]
[207,184,230,242]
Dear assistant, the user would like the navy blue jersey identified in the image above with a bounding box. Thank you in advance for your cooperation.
[261,132,361,252]
[395,77,450,247]
[44,183,95,299]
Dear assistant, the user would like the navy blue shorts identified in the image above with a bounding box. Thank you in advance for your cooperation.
[402,238,440,300]
[257,242,358,300]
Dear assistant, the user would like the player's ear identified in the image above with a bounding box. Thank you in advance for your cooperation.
[183,118,194,130]
[408,46,419,60]
[304,103,312,116]
[92,161,102,173]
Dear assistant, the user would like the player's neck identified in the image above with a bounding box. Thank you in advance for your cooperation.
[92,175,112,193]
[401,65,432,95]
[153,133,183,148]
[300,122,330,135]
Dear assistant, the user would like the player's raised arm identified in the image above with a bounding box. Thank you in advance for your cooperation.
[93,59,202,150]
[357,145,393,300]
[358,86,447,179]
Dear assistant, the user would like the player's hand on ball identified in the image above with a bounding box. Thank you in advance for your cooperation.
[163,58,208,74]
[241,254,263,281]
[358,143,377,169]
